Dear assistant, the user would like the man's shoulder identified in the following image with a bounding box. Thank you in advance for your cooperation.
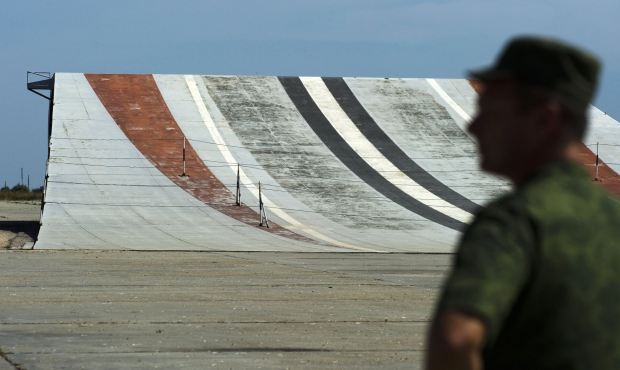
[469,160,620,238]
[479,160,620,253]
[516,160,620,220]
[464,193,533,252]
[473,191,527,226]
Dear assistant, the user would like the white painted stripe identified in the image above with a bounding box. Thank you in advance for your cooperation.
[300,76,473,223]
[184,75,382,253]
[426,78,472,121]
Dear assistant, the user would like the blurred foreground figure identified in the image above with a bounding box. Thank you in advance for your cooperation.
[426,36,620,370]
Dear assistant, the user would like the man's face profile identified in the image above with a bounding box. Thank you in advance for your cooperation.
[467,81,548,180]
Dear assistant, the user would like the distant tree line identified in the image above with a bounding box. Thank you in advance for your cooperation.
[0,184,44,201]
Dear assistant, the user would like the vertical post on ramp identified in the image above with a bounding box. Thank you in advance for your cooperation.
[595,142,600,181]
[235,163,241,206]
[258,181,269,228]
[180,137,188,177]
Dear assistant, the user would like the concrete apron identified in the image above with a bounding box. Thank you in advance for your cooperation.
[0,250,450,370]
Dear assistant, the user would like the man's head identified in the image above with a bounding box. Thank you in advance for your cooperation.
[467,36,601,184]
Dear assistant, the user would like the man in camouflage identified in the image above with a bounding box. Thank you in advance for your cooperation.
[425,36,620,370]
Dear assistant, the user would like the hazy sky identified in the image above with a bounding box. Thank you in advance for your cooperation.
[1,0,618,187]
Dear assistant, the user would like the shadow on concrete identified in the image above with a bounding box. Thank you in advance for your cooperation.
[0,221,40,239]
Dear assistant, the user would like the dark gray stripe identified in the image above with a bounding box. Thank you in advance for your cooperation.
[323,77,480,214]
[278,76,464,231]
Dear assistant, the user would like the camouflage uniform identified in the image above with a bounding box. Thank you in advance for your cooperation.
[437,160,620,369]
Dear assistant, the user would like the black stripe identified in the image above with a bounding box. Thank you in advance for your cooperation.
[323,77,480,214]
[278,76,465,231]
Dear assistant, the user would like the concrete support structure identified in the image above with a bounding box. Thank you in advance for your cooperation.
[36,73,620,252]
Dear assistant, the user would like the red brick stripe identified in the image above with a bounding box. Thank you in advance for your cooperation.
[571,145,620,196]
[85,74,314,243]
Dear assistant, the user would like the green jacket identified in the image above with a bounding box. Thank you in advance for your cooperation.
[436,160,620,369]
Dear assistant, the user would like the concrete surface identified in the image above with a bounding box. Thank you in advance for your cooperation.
[38,73,620,251]
[0,250,451,369]
[39,73,620,251]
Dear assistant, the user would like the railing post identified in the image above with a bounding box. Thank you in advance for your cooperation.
[235,164,241,206]
[595,142,600,181]
[180,137,188,177]
[258,181,269,228]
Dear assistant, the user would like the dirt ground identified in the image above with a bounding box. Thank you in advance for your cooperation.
[0,201,41,249]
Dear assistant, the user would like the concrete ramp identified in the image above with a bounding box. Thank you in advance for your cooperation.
[36,73,620,251]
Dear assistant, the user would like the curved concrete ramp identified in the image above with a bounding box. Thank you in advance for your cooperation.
[36,73,620,251]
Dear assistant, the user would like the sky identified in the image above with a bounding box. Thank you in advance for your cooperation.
[1,0,618,188]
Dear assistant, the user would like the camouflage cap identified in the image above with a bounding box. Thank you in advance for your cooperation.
[469,36,601,109]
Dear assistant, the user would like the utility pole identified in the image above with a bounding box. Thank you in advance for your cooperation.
[27,175,30,191]
[21,168,24,186]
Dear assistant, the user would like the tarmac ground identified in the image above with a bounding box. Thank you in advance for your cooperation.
[0,250,451,370]
[0,201,453,369]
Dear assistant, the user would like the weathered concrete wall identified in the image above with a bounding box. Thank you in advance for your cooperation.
[36,73,620,251]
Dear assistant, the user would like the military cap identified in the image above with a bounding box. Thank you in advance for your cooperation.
[469,35,601,109]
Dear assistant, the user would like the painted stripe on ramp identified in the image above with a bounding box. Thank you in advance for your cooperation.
[301,77,471,223]
[279,76,465,231]
[427,78,472,122]
[184,75,384,253]
[85,73,312,245]
[323,77,479,214]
